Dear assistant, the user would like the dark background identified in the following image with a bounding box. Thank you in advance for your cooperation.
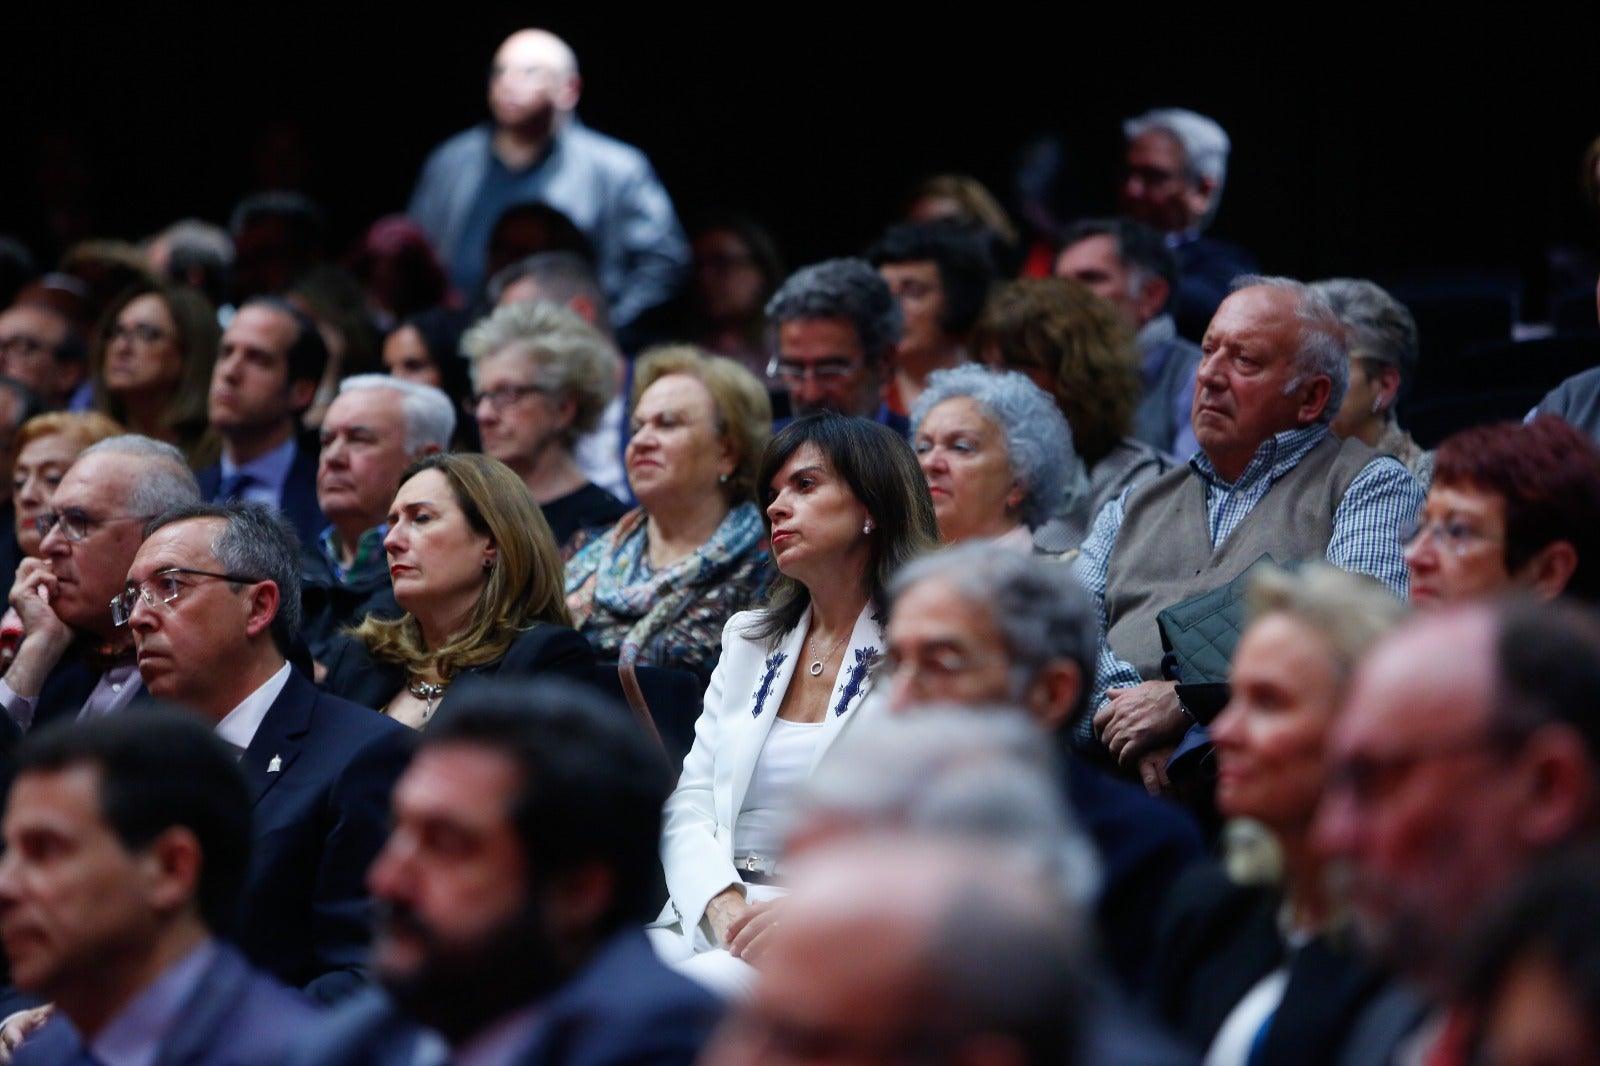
[3,9,1596,314]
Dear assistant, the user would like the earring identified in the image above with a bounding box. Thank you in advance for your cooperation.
[718,472,730,484]
[863,520,874,535]
[1371,396,1385,414]
[483,558,495,572]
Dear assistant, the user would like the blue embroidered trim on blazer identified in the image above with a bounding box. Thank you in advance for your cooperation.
[833,647,879,717]
[752,651,786,718]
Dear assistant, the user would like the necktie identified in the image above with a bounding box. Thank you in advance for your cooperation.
[217,472,255,503]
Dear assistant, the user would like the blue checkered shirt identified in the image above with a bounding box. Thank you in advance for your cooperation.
[1071,424,1424,717]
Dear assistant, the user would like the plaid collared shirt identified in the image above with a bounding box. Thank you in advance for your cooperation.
[1073,424,1424,713]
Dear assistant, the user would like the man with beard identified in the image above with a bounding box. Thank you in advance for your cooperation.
[290,678,721,1066]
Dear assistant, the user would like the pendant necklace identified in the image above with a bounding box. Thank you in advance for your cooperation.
[407,677,448,720]
[807,629,850,677]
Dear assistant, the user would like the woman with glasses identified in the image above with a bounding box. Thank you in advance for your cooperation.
[565,345,773,688]
[649,413,939,992]
[320,452,592,728]
[1405,417,1600,608]
[91,281,222,469]
[462,300,626,546]
[908,364,1083,553]
[381,308,480,451]
[1150,564,1406,1066]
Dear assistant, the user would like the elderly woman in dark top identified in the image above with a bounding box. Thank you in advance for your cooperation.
[462,300,627,544]
[908,364,1083,555]
[974,278,1170,552]
[565,345,773,686]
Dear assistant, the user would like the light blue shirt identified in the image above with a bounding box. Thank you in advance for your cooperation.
[87,940,218,1066]
[218,435,298,509]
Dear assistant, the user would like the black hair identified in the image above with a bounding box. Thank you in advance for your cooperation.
[866,221,997,336]
[238,295,330,400]
[424,678,670,934]
[15,708,253,936]
[1057,217,1179,314]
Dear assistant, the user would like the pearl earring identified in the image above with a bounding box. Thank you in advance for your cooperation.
[863,520,874,535]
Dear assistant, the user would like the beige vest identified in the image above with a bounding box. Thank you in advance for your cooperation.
[1104,433,1378,680]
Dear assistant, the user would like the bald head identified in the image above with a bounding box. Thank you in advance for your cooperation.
[1316,601,1600,989]
[703,836,1086,1066]
[489,30,581,136]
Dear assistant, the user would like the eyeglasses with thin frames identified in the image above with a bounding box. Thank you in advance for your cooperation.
[1401,516,1505,558]
[469,383,551,412]
[36,509,152,543]
[110,567,264,627]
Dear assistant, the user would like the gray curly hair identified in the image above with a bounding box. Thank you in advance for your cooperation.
[909,364,1078,529]
[765,257,902,365]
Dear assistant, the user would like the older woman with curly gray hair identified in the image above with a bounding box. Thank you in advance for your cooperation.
[463,300,627,544]
[909,364,1084,552]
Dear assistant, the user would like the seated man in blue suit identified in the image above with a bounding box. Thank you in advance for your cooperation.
[196,298,328,550]
[290,679,722,1066]
[1,710,319,1065]
[121,500,410,1003]
[882,542,1206,996]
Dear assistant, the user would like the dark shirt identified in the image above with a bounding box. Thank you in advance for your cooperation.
[542,481,629,546]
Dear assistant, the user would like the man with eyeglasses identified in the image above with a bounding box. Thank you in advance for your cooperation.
[195,298,330,551]
[1,436,199,739]
[122,500,408,1003]
[764,258,907,433]
[0,302,84,411]
[1313,598,1600,1066]
[879,543,1203,996]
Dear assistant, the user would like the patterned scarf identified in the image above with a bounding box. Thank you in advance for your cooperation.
[566,502,766,667]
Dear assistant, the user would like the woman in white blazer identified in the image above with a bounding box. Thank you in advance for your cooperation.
[654,413,940,978]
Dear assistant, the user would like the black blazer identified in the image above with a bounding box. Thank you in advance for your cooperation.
[320,622,596,717]
[1147,863,1389,1066]
[196,433,327,550]
[235,668,412,1003]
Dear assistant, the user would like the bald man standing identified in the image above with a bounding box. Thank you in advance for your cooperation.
[409,28,687,341]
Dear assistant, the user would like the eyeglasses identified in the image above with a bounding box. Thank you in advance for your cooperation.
[1323,733,1497,808]
[470,383,550,412]
[1401,516,1505,557]
[36,508,152,543]
[0,335,55,361]
[109,323,172,346]
[765,356,862,386]
[110,567,263,627]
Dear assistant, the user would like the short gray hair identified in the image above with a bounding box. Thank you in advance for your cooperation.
[1124,107,1231,228]
[1310,278,1420,389]
[461,301,619,443]
[802,709,1102,907]
[909,364,1077,529]
[80,435,201,517]
[1231,275,1349,422]
[337,373,456,454]
[765,258,902,365]
[145,501,303,659]
[487,252,613,337]
[889,543,1099,721]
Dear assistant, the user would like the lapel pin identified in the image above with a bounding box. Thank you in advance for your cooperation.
[267,754,283,773]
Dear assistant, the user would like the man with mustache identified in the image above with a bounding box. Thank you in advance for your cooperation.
[1073,277,1422,793]
[291,679,721,1066]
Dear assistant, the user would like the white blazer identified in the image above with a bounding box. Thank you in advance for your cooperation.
[656,601,885,947]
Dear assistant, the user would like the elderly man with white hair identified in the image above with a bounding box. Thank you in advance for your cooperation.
[1074,277,1423,795]
[301,374,455,664]
[1120,107,1260,338]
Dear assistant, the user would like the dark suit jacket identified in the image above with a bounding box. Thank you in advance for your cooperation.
[321,623,596,716]
[196,432,327,550]
[235,668,412,1004]
[1063,754,1206,995]
[1171,235,1260,341]
[1147,863,1389,1066]
[287,928,721,1066]
[15,943,318,1066]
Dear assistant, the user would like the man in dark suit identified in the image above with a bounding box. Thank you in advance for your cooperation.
[0,710,318,1065]
[1,436,200,738]
[122,501,409,1003]
[882,542,1205,996]
[1119,108,1259,340]
[195,297,328,549]
[291,678,721,1066]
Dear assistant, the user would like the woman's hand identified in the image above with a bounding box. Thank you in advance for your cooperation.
[0,1004,54,1063]
[705,885,749,947]
[726,896,786,965]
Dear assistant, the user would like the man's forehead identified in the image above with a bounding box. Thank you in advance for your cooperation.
[225,306,295,354]
[398,744,522,824]
[5,764,104,834]
[54,453,135,507]
[891,580,995,643]
[133,518,222,573]
[326,391,404,433]
[1336,613,1495,750]
[1,305,66,339]
[778,318,867,361]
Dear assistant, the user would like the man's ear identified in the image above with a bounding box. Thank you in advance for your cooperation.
[1023,660,1083,733]
[1515,540,1579,602]
[243,580,281,640]
[1374,363,1402,413]
[141,826,203,914]
[546,861,614,935]
[1134,273,1170,324]
[555,73,582,114]
[1513,724,1598,851]
[288,377,318,415]
[1297,376,1334,425]
[1186,175,1218,220]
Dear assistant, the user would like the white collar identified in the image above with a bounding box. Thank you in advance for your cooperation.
[214,662,291,756]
